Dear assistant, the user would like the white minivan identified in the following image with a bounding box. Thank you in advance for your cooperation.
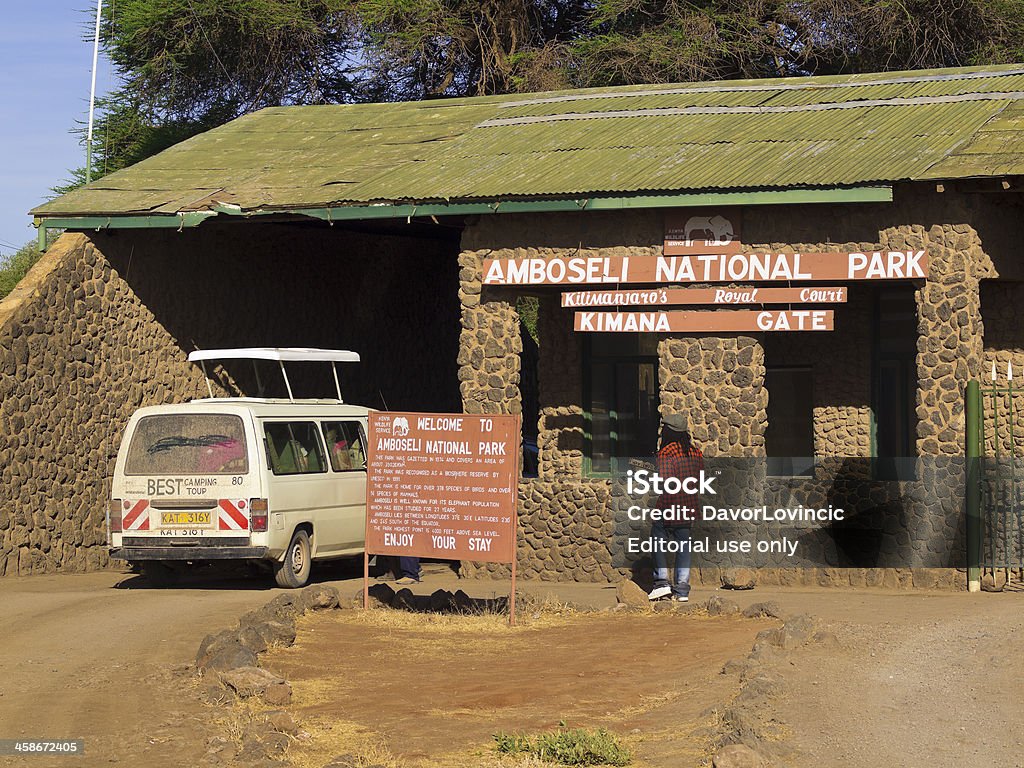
[107,348,372,588]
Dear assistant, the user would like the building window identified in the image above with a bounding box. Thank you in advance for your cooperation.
[765,367,815,476]
[584,334,660,475]
[873,288,918,478]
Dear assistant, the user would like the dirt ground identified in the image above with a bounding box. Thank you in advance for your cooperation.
[1,568,1023,768]
[262,608,775,768]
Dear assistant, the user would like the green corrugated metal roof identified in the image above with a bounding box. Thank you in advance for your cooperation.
[33,63,1024,219]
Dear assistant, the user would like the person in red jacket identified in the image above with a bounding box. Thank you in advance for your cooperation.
[649,413,704,602]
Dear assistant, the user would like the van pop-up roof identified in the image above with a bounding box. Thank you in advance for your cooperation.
[187,348,360,402]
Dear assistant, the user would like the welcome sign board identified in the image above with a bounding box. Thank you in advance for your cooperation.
[366,412,520,563]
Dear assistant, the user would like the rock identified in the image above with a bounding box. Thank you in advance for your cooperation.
[778,614,817,649]
[391,588,417,611]
[323,756,359,768]
[196,630,239,668]
[366,583,395,608]
[713,743,767,768]
[262,593,303,621]
[721,568,757,590]
[706,595,740,616]
[452,589,475,613]
[204,735,236,763]
[721,657,755,676]
[742,601,784,619]
[263,680,293,706]
[299,584,340,611]
[198,679,233,706]
[238,625,269,654]
[198,639,257,673]
[981,571,1006,592]
[252,620,297,649]
[265,710,300,736]
[615,579,651,609]
[220,666,288,699]
[735,671,785,703]
[429,589,455,612]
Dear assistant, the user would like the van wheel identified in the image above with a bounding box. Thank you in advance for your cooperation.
[140,561,180,587]
[274,530,311,588]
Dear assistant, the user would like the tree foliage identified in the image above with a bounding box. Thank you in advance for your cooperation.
[69,0,1024,185]
[0,242,42,301]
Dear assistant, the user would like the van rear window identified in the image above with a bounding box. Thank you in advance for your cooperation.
[125,414,248,475]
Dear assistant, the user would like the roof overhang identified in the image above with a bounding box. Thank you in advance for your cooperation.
[33,186,894,241]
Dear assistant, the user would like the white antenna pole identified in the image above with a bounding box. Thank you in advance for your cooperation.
[85,0,103,184]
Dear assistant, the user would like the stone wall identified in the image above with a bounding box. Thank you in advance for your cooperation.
[0,223,461,576]
[0,234,211,575]
[455,184,1019,586]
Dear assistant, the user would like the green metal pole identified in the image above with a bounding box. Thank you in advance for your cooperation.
[966,379,982,592]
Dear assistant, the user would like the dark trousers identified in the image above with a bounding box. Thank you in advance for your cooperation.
[399,557,420,580]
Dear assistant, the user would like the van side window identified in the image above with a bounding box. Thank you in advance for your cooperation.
[263,422,327,475]
[322,421,366,472]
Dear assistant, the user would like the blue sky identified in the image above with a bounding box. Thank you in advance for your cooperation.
[0,1,114,257]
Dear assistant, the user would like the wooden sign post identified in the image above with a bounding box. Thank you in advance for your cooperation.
[365,412,522,624]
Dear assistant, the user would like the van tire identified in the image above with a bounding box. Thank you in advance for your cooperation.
[275,530,312,588]
[140,561,180,587]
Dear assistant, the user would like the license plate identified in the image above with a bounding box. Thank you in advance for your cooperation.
[160,511,212,527]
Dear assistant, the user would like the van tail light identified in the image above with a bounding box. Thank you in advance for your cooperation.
[108,500,123,533]
[250,499,269,532]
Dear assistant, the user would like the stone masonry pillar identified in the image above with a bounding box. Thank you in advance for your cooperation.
[658,336,767,457]
[457,249,522,415]
[898,223,987,456]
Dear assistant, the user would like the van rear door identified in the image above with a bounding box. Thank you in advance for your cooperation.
[117,413,258,539]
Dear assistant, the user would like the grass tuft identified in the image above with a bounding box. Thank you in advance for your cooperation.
[494,724,631,766]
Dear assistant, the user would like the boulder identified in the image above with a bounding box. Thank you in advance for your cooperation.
[615,579,651,609]
[734,671,785,704]
[429,589,455,612]
[196,630,238,667]
[262,593,303,621]
[238,625,270,654]
[721,568,757,590]
[263,680,293,706]
[706,595,740,616]
[220,666,292,707]
[299,584,340,611]
[196,631,258,673]
[742,601,785,619]
[452,589,475,613]
[778,614,817,649]
[713,744,767,768]
[252,620,297,649]
[366,583,395,608]
[391,588,417,611]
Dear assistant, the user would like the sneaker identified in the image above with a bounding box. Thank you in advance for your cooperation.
[648,585,671,600]
[395,576,420,585]
[375,573,395,582]
[673,595,689,603]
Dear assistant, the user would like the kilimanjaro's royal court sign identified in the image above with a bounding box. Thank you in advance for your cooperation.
[483,251,928,285]
[562,286,848,307]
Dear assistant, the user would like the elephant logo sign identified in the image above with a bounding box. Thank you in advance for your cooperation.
[664,209,742,255]
[392,416,410,437]
[683,214,735,247]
